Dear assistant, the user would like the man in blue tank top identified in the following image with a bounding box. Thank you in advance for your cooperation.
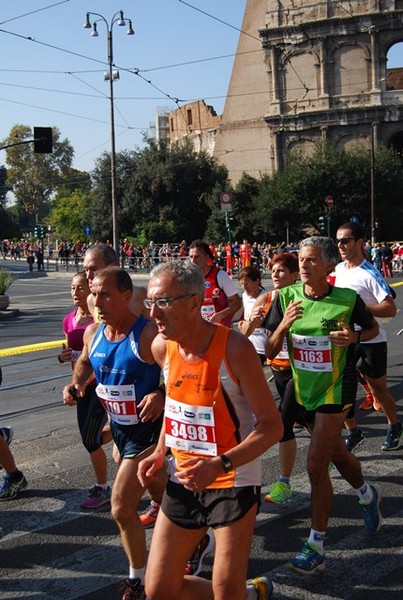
[63,267,166,600]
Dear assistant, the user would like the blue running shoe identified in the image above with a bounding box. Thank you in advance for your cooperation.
[381,422,402,451]
[287,542,325,575]
[360,483,382,535]
[0,471,28,500]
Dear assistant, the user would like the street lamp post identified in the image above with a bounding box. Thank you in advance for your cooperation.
[370,122,377,245]
[84,11,134,256]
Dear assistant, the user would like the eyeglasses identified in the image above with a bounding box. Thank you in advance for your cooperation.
[143,294,194,310]
[336,237,356,245]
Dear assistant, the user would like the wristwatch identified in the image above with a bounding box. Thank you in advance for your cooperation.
[220,454,233,473]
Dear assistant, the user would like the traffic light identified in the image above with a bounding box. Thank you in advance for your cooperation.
[33,127,53,153]
[34,226,45,239]
[318,215,327,234]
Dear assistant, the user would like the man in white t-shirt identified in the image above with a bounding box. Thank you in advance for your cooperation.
[334,222,402,451]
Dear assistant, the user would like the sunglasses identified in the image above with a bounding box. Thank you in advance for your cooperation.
[336,237,356,245]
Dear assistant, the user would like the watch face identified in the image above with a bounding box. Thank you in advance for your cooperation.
[221,455,232,472]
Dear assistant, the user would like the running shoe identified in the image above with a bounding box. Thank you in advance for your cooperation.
[264,480,292,504]
[0,426,13,469]
[359,395,374,410]
[344,428,365,452]
[381,421,402,451]
[184,532,215,576]
[139,500,160,528]
[287,542,325,575]
[0,471,28,500]
[121,578,146,600]
[247,576,273,599]
[80,485,111,509]
[360,483,382,535]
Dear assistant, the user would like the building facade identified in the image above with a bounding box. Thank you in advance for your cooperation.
[214,0,403,183]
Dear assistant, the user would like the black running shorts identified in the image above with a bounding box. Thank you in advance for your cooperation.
[161,480,260,530]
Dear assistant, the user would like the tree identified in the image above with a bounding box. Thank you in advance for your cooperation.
[88,139,228,243]
[47,189,91,242]
[1,124,74,225]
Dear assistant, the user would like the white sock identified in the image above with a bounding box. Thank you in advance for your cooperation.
[307,529,325,554]
[246,585,258,600]
[354,481,374,504]
[95,483,108,490]
[129,566,145,583]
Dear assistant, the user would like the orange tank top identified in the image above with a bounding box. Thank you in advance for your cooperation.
[164,325,260,488]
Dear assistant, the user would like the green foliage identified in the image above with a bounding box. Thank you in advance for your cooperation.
[48,190,90,242]
[88,140,228,243]
[0,269,17,295]
[1,124,74,224]
[0,165,12,206]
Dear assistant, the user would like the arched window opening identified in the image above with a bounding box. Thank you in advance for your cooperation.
[386,42,403,90]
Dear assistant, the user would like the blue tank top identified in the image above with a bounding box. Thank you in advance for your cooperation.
[89,317,160,425]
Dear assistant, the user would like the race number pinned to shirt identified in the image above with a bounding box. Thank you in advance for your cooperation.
[165,397,217,456]
[96,383,138,425]
[291,334,332,372]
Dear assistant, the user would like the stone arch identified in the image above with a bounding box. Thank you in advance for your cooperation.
[387,130,403,158]
[385,41,403,90]
[286,136,317,155]
[280,47,320,111]
[330,42,371,96]
[335,132,369,152]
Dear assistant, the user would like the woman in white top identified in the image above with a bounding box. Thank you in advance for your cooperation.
[237,266,267,364]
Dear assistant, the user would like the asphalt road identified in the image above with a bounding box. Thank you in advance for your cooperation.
[0,262,402,599]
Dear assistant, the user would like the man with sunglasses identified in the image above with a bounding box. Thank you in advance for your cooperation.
[138,259,283,600]
[63,267,166,600]
[334,221,402,451]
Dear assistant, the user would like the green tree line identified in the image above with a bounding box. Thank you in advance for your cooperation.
[1,127,402,243]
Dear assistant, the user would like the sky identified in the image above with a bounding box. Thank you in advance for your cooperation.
[1,1,402,178]
[0,0,246,173]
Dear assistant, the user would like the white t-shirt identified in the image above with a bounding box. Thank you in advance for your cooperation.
[242,290,268,355]
[334,259,392,343]
[216,269,238,298]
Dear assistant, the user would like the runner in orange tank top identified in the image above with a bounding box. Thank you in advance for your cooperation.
[138,259,283,600]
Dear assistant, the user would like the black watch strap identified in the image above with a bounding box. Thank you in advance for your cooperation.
[220,454,233,473]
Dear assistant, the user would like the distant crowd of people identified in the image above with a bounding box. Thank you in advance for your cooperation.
[1,237,402,278]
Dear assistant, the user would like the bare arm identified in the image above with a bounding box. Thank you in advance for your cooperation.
[174,332,284,491]
[137,334,168,486]
[367,295,396,319]
[238,292,269,337]
[211,292,242,324]
[62,324,97,405]
[265,300,303,359]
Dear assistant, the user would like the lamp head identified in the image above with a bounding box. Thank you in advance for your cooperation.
[84,13,91,29]
[127,20,134,35]
[91,22,99,37]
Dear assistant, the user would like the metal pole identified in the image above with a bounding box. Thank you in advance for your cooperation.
[370,123,376,245]
[107,28,119,256]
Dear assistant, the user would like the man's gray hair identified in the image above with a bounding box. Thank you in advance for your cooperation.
[150,259,205,300]
[300,236,340,271]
